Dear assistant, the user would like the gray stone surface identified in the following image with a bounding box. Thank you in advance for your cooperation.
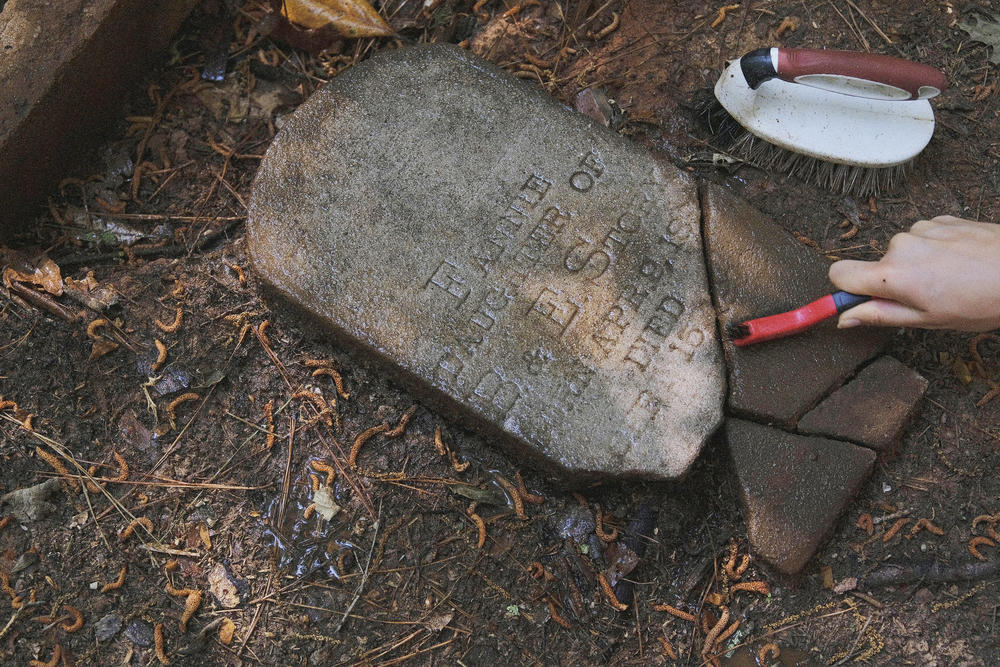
[0,0,199,231]
[248,45,725,479]
[701,183,889,427]
[798,355,928,459]
[727,418,875,574]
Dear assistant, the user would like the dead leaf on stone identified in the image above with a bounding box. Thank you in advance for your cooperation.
[282,0,393,37]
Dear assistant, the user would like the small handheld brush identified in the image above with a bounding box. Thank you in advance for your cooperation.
[727,291,870,347]
[708,47,948,196]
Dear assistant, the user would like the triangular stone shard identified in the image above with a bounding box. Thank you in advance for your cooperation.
[727,418,875,574]
[248,45,725,478]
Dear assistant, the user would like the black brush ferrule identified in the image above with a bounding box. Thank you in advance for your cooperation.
[740,48,777,89]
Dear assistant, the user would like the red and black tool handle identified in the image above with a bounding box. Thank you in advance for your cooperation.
[731,291,870,347]
[740,47,947,101]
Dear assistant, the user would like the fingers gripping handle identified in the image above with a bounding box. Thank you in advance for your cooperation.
[740,47,947,100]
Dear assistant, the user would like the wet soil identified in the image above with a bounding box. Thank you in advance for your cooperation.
[1,1,998,665]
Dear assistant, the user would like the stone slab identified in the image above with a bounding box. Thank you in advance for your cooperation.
[0,0,199,230]
[798,355,928,459]
[248,45,726,479]
[727,418,875,574]
[701,183,889,427]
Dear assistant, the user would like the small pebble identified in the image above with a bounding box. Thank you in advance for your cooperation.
[95,613,122,642]
[125,619,154,647]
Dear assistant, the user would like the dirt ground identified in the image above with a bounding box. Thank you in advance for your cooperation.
[1,1,999,665]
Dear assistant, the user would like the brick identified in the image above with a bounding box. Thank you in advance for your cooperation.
[798,355,928,459]
[701,183,889,427]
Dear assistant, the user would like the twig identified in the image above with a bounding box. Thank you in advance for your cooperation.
[863,559,1000,587]
[844,0,893,44]
[833,612,874,665]
[0,607,23,642]
[334,501,382,634]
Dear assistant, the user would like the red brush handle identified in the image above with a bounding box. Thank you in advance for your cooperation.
[733,294,839,347]
[776,48,947,100]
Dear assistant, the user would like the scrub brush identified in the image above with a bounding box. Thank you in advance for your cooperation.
[706,47,948,196]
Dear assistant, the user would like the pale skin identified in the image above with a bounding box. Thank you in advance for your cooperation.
[828,216,1000,332]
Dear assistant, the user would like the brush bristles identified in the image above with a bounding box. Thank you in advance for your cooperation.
[700,97,910,196]
[726,322,750,341]
[727,131,908,196]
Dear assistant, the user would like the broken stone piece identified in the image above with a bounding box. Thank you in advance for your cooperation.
[701,183,888,427]
[798,356,928,459]
[248,45,725,478]
[0,0,199,231]
[727,418,875,574]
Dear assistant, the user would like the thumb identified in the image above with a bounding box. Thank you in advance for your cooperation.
[837,298,928,329]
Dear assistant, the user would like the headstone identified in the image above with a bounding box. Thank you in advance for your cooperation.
[701,183,889,426]
[798,355,928,459]
[727,418,875,574]
[248,45,725,478]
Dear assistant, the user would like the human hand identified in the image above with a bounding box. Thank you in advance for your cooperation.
[828,216,1000,332]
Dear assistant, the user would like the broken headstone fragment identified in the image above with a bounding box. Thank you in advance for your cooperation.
[248,45,725,479]
[701,183,889,427]
[727,418,875,574]
[798,355,928,459]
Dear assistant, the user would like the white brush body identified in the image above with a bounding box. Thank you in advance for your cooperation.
[714,57,936,168]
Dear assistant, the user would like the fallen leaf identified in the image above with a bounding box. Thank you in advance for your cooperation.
[424,612,453,632]
[31,258,64,296]
[219,618,236,645]
[313,485,341,520]
[199,523,212,550]
[952,358,973,385]
[960,13,1000,65]
[821,565,834,590]
[89,339,119,361]
[283,0,394,37]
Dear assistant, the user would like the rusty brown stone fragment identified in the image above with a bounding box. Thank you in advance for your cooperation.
[798,355,928,459]
[727,418,875,574]
[248,45,725,478]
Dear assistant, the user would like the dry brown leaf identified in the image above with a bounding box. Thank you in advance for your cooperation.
[2,257,63,296]
[283,0,393,37]
[199,523,212,550]
[89,339,119,361]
